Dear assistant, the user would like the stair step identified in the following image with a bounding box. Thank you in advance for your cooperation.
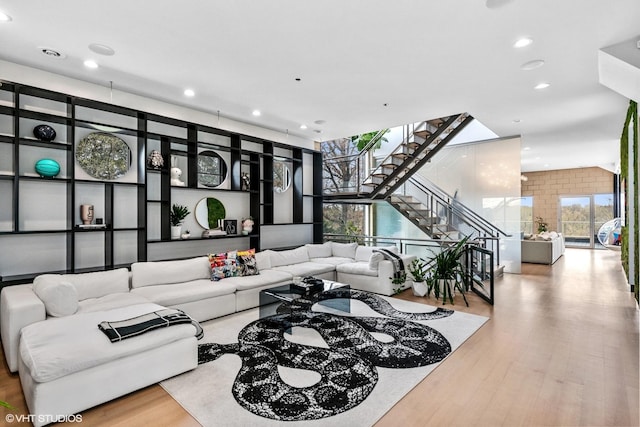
[413,130,432,139]
[404,141,420,149]
[391,152,410,159]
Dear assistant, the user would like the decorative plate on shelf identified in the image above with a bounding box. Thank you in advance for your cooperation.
[76,132,131,180]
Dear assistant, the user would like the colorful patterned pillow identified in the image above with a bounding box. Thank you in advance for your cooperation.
[236,248,259,277]
[209,252,237,281]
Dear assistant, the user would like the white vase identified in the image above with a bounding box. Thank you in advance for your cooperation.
[412,281,428,297]
[438,278,455,297]
[171,225,182,240]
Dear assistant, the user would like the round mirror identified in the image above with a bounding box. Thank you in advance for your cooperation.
[273,160,291,193]
[198,150,227,188]
[195,197,226,229]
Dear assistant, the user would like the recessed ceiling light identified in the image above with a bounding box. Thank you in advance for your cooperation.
[295,78,301,82]
[300,124,307,129]
[88,43,115,56]
[252,110,261,117]
[0,11,12,22]
[523,146,531,150]
[521,59,545,71]
[544,163,550,167]
[39,47,66,59]
[486,0,514,9]
[314,120,326,125]
[534,82,550,90]
[514,37,533,48]
[183,89,195,97]
[83,60,98,69]
[513,119,521,123]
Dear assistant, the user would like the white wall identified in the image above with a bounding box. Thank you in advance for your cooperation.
[0,60,315,150]
[419,136,522,273]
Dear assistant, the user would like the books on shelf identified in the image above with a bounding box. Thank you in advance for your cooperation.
[76,224,108,229]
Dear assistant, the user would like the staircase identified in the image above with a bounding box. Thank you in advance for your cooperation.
[388,175,510,273]
[361,113,472,199]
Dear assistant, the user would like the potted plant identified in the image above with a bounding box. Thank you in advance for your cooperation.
[426,235,471,306]
[390,271,407,295]
[170,204,190,239]
[408,258,429,297]
[536,216,548,233]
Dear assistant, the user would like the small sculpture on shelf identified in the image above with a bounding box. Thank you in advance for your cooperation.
[147,150,164,170]
[180,230,191,240]
[34,158,60,178]
[241,217,254,235]
[33,124,56,142]
[170,156,185,187]
[241,172,251,191]
[80,205,94,225]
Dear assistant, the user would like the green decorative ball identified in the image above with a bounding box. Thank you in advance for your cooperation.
[35,159,61,178]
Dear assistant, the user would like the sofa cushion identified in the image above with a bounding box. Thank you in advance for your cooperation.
[272,261,335,277]
[131,279,237,306]
[47,268,130,301]
[309,256,354,266]
[268,247,309,267]
[255,251,272,270]
[131,257,210,288]
[224,269,292,291]
[331,242,358,259]
[32,277,78,317]
[305,242,333,258]
[19,302,196,383]
[368,252,385,269]
[355,245,398,262]
[77,293,151,314]
[336,261,379,277]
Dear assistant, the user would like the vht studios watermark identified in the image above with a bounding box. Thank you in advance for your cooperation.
[6,413,83,423]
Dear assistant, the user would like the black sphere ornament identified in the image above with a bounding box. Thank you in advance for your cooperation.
[33,124,57,142]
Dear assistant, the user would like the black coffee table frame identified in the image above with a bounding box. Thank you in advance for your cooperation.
[258,281,351,320]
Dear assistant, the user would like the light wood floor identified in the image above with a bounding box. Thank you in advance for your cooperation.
[1,248,638,426]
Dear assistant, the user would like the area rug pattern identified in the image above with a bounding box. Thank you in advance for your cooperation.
[161,290,488,427]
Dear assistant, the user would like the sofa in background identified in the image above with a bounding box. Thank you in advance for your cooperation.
[521,231,565,264]
[0,241,414,425]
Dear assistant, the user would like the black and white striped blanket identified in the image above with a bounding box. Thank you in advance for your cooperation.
[374,248,406,281]
[98,308,203,343]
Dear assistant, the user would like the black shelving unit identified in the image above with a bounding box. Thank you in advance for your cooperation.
[0,80,323,287]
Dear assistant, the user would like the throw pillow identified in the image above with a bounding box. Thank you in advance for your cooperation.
[368,252,385,270]
[209,252,238,281]
[33,276,79,317]
[236,249,259,277]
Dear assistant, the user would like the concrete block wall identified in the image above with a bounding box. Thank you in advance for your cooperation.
[521,167,614,232]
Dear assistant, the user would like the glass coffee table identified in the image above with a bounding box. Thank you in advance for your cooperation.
[258,280,351,320]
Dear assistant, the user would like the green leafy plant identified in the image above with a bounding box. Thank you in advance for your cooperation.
[408,258,427,282]
[426,235,471,306]
[390,271,407,294]
[170,204,190,226]
[535,216,548,233]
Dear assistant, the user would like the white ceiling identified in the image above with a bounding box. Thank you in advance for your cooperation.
[0,0,638,172]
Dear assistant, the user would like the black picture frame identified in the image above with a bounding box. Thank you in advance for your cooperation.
[223,219,237,235]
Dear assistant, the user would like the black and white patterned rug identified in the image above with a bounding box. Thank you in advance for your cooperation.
[161,290,488,427]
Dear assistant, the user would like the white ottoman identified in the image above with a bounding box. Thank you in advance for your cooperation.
[19,303,197,427]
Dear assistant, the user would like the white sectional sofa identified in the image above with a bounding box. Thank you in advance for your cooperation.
[0,241,414,426]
